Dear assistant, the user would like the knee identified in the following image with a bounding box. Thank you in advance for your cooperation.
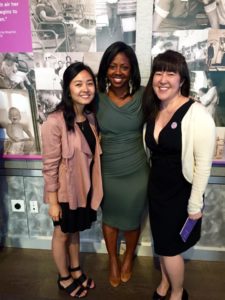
[53,228,69,243]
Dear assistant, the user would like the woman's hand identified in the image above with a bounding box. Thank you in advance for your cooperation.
[49,203,62,221]
[188,211,202,220]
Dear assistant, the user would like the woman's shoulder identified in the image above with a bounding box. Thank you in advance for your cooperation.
[188,101,215,126]
[46,110,63,121]
[191,101,213,116]
[42,111,64,129]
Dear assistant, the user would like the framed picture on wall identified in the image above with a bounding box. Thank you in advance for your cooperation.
[96,0,137,51]
[0,89,41,159]
[0,52,35,91]
[30,0,96,53]
[152,0,214,32]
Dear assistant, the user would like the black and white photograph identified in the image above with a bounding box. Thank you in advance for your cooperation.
[190,70,225,127]
[208,29,225,70]
[214,127,225,163]
[177,29,208,71]
[152,30,208,71]
[83,51,103,74]
[0,89,38,158]
[96,0,137,51]
[151,32,179,59]
[30,0,96,53]
[33,51,84,90]
[0,52,35,90]
[152,0,220,32]
[36,90,62,124]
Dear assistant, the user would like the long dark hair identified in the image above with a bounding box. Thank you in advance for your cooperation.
[142,50,190,122]
[55,62,97,131]
[97,41,141,94]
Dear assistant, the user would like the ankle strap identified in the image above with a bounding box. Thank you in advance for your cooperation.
[58,274,71,281]
[69,266,81,272]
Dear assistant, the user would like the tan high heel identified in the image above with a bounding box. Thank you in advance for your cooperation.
[121,271,132,283]
[109,276,121,287]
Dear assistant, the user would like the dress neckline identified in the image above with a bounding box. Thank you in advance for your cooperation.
[153,99,193,145]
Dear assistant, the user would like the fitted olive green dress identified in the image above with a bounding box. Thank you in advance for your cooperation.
[97,88,149,231]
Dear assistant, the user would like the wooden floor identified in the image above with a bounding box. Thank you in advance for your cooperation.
[0,247,224,300]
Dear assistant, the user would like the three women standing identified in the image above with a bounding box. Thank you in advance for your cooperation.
[97,41,149,287]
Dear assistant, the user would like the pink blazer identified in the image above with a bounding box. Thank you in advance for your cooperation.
[41,111,103,210]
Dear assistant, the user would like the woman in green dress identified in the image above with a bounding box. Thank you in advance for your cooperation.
[97,42,149,287]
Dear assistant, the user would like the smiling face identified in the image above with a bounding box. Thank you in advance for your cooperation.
[107,52,131,91]
[69,70,95,112]
[152,71,182,104]
[8,108,21,124]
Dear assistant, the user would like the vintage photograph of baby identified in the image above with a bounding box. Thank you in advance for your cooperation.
[0,90,38,158]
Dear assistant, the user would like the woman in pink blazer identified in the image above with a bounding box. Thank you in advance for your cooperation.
[41,62,103,298]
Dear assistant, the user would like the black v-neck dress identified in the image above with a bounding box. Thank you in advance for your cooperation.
[145,100,201,256]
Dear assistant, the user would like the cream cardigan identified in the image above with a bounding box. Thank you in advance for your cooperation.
[143,102,216,214]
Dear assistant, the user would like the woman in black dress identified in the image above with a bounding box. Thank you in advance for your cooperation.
[142,50,215,300]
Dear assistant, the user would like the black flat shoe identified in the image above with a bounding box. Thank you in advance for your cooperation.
[182,289,189,300]
[152,290,167,300]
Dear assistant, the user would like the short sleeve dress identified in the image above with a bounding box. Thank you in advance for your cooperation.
[145,100,201,256]
[97,88,149,231]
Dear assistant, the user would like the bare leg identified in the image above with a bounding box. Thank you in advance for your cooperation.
[162,255,185,300]
[52,226,87,297]
[68,232,80,269]
[121,228,140,282]
[102,223,120,286]
[155,256,170,296]
[68,232,95,289]
[52,226,70,277]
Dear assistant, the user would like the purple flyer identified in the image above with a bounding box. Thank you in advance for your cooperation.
[180,217,198,242]
[0,0,32,52]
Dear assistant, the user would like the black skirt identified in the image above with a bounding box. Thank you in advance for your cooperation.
[53,202,97,233]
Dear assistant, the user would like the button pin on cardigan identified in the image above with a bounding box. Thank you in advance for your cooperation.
[171,122,177,129]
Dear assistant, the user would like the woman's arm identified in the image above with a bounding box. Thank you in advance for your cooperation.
[41,115,62,199]
[47,191,62,221]
[202,1,220,29]
[153,0,171,31]
[39,9,63,22]
[41,115,63,220]
[188,106,216,217]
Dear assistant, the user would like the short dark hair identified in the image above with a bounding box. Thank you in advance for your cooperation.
[97,41,140,94]
[55,62,97,131]
[142,50,190,121]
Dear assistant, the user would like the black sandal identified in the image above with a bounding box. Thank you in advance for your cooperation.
[69,266,95,289]
[57,274,87,298]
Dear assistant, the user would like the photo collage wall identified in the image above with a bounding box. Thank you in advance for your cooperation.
[152,0,225,164]
[0,0,137,159]
[0,0,224,164]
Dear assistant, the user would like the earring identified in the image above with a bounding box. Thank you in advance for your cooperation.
[129,80,133,94]
[105,78,111,93]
